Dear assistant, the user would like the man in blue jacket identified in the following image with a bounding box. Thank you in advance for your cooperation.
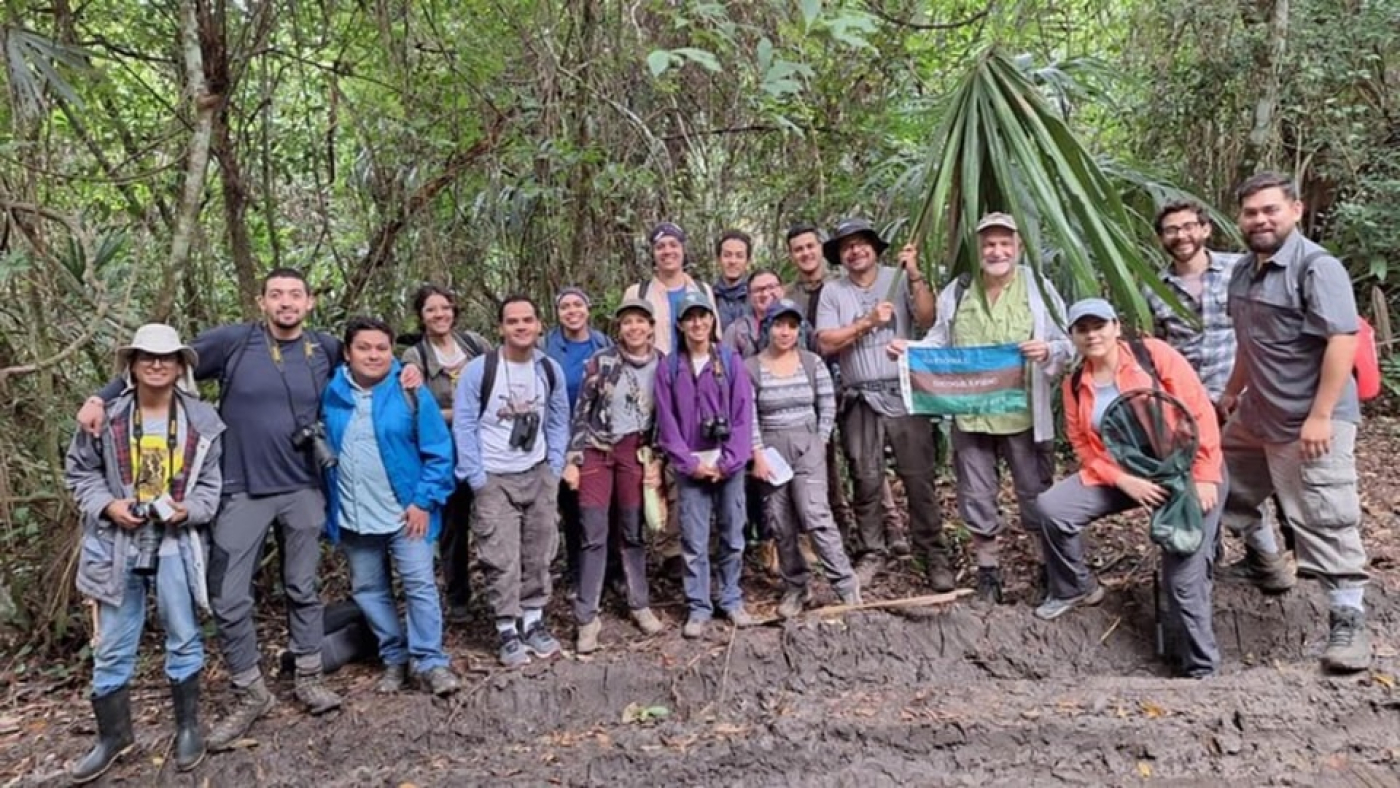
[322,316,460,696]
[455,296,571,667]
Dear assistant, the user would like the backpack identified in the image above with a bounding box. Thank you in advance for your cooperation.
[477,350,558,417]
[1297,251,1381,401]
[1069,338,1158,393]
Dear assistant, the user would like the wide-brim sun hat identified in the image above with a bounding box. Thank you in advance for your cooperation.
[116,323,199,392]
[822,218,890,267]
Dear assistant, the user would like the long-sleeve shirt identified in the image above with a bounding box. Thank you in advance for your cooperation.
[452,350,570,490]
[654,348,755,479]
[1062,338,1221,487]
[748,351,836,444]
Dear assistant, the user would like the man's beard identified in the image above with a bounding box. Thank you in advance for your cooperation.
[1168,239,1202,263]
[1246,231,1284,255]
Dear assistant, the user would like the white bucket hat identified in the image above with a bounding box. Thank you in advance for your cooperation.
[116,324,199,392]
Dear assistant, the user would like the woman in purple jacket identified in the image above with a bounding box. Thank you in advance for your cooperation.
[654,292,758,638]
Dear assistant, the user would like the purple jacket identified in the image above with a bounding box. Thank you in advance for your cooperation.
[654,347,754,479]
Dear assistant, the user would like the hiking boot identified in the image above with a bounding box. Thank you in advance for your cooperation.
[1321,607,1372,674]
[70,685,134,784]
[376,664,408,694]
[419,666,462,697]
[837,586,863,606]
[207,677,275,752]
[682,617,707,639]
[726,605,757,628]
[170,675,205,772]
[630,608,665,635]
[889,535,912,557]
[1220,546,1296,594]
[576,619,602,654]
[974,567,1004,605]
[1034,583,1106,621]
[498,631,530,668]
[294,672,342,715]
[926,553,956,593]
[522,621,561,659]
[854,554,885,588]
[778,587,813,619]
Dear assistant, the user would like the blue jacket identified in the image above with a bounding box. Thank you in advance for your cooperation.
[453,349,571,491]
[321,359,456,543]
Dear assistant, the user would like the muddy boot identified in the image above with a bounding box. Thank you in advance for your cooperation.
[576,619,602,654]
[1321,607,1371,674]
[208,677,275,752]
[1219,546,1295,594]
[419,666,462,697]
[170,675,205,772]
[837,586,863,606]
[778,586,814,619]
[926,552,956,593]
[376,664,408,694]
[630,608,665,635]
[70,686,134,784]
[853,554,884,589]
[973,567,1004,605]
[294,672,342,715]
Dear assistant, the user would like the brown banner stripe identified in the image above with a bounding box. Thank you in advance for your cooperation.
[910,367,1023,396]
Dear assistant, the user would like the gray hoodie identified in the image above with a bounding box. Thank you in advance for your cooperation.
[65,389,226,610]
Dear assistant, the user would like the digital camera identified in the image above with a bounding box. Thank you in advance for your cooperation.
[291,422,337,470]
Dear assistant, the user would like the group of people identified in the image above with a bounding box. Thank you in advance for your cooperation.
[63,169,1372,782]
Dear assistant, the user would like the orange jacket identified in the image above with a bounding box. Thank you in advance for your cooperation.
[1062,337,1222,487]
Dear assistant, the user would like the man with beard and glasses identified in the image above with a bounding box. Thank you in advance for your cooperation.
[75,269,423,747]
[1145,201,1294,595]
[1219,171,1371,673]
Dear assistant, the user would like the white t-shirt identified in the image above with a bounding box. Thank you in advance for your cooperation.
[479,359,547,474]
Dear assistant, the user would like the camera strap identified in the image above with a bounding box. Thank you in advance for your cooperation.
[130,391,180,504]
[266,325,324,429]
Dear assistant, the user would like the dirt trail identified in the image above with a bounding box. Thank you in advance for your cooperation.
[9,417,1400,787]
[10,579,1397,787]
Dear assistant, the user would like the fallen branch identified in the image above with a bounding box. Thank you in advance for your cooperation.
[809,588,973,617]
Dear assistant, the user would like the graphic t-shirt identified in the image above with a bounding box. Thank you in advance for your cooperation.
[479,359,548,474]
[132,411,186,556]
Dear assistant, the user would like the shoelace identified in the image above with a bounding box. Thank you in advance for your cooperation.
[1328,618,1356,647]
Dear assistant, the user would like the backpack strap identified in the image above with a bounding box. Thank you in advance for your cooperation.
[1294,250,1333,309]
[477,350,500,418]
[638,279,650,301]
[218,322,261,411]
[948,273,973,336]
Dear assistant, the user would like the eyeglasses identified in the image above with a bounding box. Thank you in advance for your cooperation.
[1160,221,1203,237]
[751,283,780,294]
[134,352,180,365]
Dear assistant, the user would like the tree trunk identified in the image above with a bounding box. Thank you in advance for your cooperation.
[158,0,218,321]
[1238,0,1289,180]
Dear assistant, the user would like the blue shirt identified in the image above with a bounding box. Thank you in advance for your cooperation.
[1091,380,1120,432]
[334,382,402,534]
[542,327,612,414]
[667,285,689,354]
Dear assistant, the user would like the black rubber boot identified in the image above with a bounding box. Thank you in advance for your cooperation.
[70,686,135,784]
[171,675,206,771]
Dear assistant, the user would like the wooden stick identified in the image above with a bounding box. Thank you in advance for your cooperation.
[808,588,973,617]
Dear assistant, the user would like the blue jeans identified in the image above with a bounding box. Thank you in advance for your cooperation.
[676,473,746,620]
[92,551,203,697]
[342,529,448,672]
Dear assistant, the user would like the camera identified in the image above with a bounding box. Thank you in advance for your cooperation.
[128,495,176,577]
[292,422,337,470]
[508,411,542,451]
[702,416,731,443]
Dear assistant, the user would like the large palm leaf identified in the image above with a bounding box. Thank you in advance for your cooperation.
[910,48,1190,328]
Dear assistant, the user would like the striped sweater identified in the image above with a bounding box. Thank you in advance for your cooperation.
[749,350,836,446]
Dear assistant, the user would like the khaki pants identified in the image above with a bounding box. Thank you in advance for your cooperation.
[1222,418,1368,587]
[472,463,560,622]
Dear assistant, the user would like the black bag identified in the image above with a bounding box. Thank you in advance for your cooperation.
[278,599,378,676]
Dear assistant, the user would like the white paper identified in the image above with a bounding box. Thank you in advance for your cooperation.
[690,449,721,467]
[761,446,794,486]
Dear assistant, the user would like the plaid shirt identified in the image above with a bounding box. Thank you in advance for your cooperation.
[1144,250,1242,400]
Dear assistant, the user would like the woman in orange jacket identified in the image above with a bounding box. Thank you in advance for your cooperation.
[1036,298,1224,679]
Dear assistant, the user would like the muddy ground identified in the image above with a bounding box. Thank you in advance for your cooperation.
[5,419,1400,787]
